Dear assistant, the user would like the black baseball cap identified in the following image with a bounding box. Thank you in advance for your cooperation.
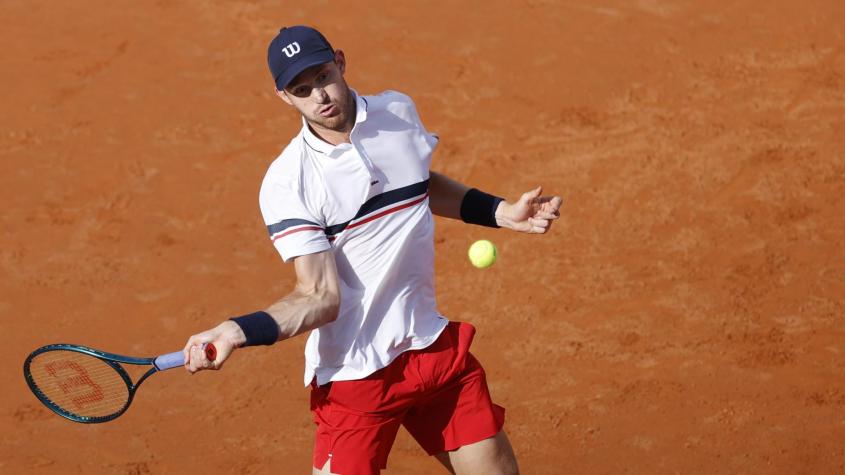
[267,26,335,91]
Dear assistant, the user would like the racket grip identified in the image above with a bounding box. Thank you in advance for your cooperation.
[154,343,217,371]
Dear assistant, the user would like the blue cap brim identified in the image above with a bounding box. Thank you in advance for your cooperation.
[274,49,335,91]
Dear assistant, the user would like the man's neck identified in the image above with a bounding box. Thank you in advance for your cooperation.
[308,122,351,146]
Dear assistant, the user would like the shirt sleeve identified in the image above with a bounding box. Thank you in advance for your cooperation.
[409,101,439,157]
[383,90,439,159]
[259,173,331,262]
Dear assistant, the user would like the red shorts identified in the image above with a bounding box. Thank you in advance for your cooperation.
[310,321,505,475]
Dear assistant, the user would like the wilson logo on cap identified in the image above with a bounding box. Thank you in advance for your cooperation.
[281,42,301,58]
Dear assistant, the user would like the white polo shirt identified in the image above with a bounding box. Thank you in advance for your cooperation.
[259,90,449,386]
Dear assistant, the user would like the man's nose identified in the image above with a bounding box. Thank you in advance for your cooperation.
[312,87,328,102]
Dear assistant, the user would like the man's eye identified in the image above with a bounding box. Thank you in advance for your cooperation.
[294,86,309,96]
[317,73,329,83]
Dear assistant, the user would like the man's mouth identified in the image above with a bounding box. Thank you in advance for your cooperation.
[319,104,337,117]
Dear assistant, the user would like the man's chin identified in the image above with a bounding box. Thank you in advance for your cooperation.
[312,114,347,131]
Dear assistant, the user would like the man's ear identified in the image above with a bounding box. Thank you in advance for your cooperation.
[276,88,293,105]
[334,50,346,75]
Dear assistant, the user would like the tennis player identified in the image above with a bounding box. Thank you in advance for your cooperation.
[182,25,562,475]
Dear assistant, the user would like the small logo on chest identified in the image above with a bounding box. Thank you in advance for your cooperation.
[370,180,380,186]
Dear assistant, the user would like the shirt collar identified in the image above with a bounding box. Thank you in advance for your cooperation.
[301,89,368,157]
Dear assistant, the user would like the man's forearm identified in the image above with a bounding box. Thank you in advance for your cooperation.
[218,287,339,348]
[429,171,516,228]
[428,171,469,219]
[264,284,340,341]
[185,251,341,368]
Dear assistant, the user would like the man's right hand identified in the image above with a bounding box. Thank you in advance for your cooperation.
[182,320,246,373]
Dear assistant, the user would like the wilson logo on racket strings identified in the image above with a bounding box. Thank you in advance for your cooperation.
[282,42,301,58]
[45,360,105,409]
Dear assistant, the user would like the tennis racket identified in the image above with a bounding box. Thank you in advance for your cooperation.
[23,343,216,423]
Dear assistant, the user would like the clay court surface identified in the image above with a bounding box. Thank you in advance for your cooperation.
[2,1,844,473]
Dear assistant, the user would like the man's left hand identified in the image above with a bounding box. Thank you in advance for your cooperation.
[495,186,562,234]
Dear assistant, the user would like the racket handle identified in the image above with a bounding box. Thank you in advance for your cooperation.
[154,343,217,371]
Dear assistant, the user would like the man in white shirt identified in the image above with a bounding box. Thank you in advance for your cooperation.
[182,25,562,475]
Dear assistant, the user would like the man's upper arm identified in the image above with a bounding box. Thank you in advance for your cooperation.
[292,250,340,302]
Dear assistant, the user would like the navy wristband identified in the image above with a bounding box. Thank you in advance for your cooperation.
[460,188,504,228]
[229,311,279,347]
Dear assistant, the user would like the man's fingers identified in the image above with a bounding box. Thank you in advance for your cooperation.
[196,345,212,368]
[534,210,559,220]
[537,195,562,210]
[184,334,232,373]
[530,217,550,230]
[527,214,559,233]
[183,337,201,371]
[188,345,200,372]
[185,343,206,372]
[521,186,543,204]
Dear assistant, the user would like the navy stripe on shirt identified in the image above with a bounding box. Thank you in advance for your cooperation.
[325,179,429,237]
[266,178,429,239]
[267,218,323,237]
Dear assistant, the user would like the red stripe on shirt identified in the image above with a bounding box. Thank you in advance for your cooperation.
[271,225,324,242]
[274,193,427,244]
[346,193,429,231]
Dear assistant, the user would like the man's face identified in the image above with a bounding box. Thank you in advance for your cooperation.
[277,50,353,132]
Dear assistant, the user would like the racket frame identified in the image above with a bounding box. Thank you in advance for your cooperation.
[23,343,164,424]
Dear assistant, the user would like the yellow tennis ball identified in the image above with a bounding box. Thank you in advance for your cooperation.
[468,240,497,268]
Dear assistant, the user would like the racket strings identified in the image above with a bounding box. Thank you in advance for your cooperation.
[28,350,131,419]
